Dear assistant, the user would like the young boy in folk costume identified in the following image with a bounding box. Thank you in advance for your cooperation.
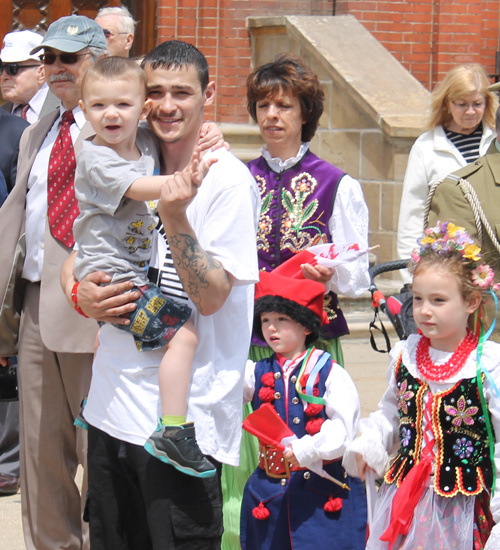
[240,269,367,550]
[343,222,500,550]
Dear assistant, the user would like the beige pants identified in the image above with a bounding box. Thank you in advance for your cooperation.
[18,282,93,550]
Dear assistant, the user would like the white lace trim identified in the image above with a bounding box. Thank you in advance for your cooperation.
[261,142,310,172]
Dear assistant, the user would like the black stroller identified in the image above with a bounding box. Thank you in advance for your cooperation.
[368,260,419,353]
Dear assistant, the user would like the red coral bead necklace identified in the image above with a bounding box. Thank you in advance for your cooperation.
[416,329,478,382]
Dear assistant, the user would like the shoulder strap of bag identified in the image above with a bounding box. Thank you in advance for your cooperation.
[423,176,500,254]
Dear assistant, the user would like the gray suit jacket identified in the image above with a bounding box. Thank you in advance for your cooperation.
[1,89,60,121]
[0,108,98,354]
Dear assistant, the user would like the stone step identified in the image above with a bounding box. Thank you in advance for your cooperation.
[219,123,264,163]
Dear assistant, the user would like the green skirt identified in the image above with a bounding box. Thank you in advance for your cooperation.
[220,338,344,550]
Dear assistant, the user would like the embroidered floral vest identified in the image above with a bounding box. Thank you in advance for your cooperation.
[385,355,494,497]
[252,354,332,438]
[248,152,348,340]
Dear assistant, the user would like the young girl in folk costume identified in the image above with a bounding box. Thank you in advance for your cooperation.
[240,270,367,550]
[343,221,500,550]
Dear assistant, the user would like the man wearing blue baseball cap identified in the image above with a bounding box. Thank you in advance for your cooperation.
[0,15,106,550]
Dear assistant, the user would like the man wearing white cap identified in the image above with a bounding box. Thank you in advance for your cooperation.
[0,30,58,123]
[0,15,106,550]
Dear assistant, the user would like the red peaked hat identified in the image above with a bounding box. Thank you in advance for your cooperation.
[255,259,329,325]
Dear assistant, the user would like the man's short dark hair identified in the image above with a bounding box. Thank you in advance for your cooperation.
[141,40,209,92]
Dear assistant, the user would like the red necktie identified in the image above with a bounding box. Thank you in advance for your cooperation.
[47,110,79,248]
[20,104,29,121]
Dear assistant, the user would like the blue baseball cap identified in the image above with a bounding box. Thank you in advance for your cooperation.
[30,15,107,55]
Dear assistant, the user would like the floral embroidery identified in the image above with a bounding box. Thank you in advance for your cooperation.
[401,427,411,447]
[281,172,327,252]
[453,437,474,459]
[444,396,478,427]
[323,294,338,321]
[256,175,273,253]
[396,379,414,415]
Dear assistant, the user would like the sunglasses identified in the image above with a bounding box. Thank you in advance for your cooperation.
[39,52,91,65]
[0,62,40,76]
[102,29,129,38]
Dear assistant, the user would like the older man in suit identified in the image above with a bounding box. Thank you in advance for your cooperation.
[1,30,59,123]
[0,15,106,550]
[0,109,28,495]
[0,30,58,498]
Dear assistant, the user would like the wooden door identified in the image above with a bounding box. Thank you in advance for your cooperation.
[0,0,156,58]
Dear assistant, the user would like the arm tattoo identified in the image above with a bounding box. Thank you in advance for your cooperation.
[169,233,228,313]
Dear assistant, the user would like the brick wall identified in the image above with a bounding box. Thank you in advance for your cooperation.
[157,1,334,121]
[335,0,500,90]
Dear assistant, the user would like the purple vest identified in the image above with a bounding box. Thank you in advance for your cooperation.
[248,151,349,340]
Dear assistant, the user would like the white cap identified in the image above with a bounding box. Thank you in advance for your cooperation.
[1,30,44,63]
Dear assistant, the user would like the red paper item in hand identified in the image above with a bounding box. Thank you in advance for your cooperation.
[242,403,295,449]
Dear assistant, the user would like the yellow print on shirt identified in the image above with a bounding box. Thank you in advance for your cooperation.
[146,296,166,315]
[129,219,144,234]
[125,235,137,254]
[130,309,150,336]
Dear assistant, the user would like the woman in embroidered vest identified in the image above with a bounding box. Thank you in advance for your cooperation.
[397,64,498,282]
[240,269,367,549]
[343,221,500,550]
[246,53,369,362]
[220,54,370,550]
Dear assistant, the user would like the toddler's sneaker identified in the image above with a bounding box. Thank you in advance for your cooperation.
[144,421,217,478]
[74,397,88,430]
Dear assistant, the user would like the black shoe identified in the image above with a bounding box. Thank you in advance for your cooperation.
[144,421,217,478]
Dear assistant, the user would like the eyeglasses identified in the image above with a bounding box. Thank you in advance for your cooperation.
[0,62,40,76]
[102,29,129,39]
[39,52,91,65]
[451,100,486,111]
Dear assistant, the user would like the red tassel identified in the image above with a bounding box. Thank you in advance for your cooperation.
[313,387,320,397]
[305,403,324,417]
[258,386,276,403]
[261,372,275,387]
[252,502,270,520]
[324,496,343,513]
[306,417,325,435]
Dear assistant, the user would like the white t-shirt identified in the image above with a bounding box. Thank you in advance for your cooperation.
[84,146,261,466]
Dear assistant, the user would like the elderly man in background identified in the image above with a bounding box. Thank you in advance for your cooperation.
[0,30,58,498]
[95,5,135,57]
[0,109,28,496]
[0,15,106,550]
[1,30,58,122]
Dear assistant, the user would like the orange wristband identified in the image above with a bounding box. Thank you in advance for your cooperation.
[71,282,89,318]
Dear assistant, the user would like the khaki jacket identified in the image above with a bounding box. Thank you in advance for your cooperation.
[0,108,98,354]
[428,140,500,278]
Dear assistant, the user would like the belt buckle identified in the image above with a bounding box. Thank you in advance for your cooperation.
[263,445,290,479]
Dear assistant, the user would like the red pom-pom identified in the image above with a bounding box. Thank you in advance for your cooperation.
[258,386,275,403]
[306,417,325,435]
[252,502,270,520]
[261,372,275,387]
[324,496,343,513]
[305,403,324,417]
[313,387,319,397]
